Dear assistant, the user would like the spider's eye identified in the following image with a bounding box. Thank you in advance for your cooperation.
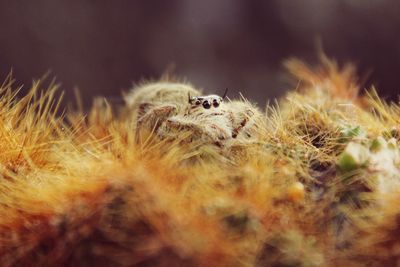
[213,99,220,108]
[202,100,211,109]
[195,100,201,105]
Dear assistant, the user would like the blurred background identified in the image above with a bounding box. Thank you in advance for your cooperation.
[0,0,399,107]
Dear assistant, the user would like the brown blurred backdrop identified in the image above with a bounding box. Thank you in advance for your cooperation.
[0,0,400,107]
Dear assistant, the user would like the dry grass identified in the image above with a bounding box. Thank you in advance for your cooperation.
[1,58,400,266]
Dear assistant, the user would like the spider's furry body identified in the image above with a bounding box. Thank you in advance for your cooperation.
[126,82,264,147]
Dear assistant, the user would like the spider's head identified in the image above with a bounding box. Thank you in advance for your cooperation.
[188,89,228,109]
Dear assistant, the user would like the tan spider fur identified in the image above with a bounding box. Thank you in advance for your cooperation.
[125,81,265,147]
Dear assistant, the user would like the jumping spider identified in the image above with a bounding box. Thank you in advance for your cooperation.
[126,82,264,147]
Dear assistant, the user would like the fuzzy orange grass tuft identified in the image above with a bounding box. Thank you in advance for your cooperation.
[1,58,400,266]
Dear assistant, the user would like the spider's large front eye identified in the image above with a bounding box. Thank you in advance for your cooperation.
[203,100,211,109]
[195,99,201,105]
[213,99,220,108]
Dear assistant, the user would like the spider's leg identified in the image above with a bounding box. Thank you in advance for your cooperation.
[136,104,177,140]
[163,117,229,147]
[231,108,255,138]
[137,103,151,119]
[164,117,205,136]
